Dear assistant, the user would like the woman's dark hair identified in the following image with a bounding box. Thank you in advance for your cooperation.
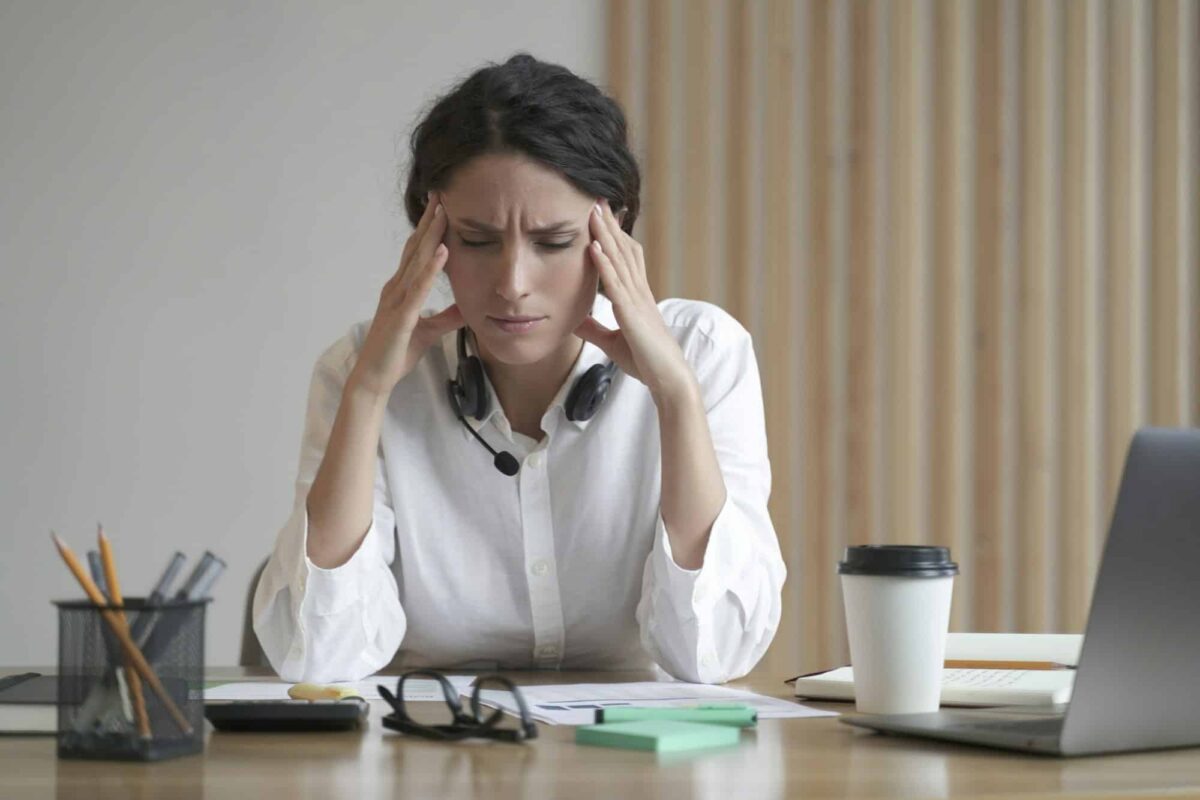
[402,53,640,235]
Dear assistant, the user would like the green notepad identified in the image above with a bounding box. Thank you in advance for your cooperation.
[596,704,757,727]
[575,720,741,753]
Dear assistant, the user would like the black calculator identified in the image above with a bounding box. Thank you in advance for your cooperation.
[204,698,369,732]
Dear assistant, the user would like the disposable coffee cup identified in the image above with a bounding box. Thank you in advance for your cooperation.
[838,545,958,715]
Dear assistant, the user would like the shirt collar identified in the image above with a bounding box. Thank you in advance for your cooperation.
[440,293,618,439]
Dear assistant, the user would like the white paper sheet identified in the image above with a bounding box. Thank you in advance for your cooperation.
[474,681,838,726]
[205,675,476,703]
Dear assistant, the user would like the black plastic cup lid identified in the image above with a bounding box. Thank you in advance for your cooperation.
[837,545,959,577]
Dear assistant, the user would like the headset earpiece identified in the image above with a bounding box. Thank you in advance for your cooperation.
[565,362,617,422]
[455,328,490,420]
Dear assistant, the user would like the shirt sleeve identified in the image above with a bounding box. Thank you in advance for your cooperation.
[635,315,786,683]
[251,333,407,683]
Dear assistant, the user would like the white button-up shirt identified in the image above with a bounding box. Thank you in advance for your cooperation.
[253,293,786,684]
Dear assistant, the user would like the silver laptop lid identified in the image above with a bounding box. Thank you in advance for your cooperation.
[1062,428,1200,755]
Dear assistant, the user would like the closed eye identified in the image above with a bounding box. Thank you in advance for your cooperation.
[459,237,575,250]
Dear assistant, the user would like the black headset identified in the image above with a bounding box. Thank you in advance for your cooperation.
[446,327,618,476]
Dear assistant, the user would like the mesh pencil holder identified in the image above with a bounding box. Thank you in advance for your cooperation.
[54,597,207,761]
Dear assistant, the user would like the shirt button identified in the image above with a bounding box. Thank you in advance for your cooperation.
[527,452,542,468]
[530,559,550,577]
[537,645,560,658]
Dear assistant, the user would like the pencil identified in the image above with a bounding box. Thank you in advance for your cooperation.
[944,659,1073,671]
[51,532,193,736]
[96,524,152,739]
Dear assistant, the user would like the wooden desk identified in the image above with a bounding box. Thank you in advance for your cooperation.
[4,667,1200,799]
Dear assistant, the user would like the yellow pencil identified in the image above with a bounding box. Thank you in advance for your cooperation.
[97,524,152,739]
[51,532,193,736]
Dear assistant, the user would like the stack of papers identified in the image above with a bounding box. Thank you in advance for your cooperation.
[476,681,837,726]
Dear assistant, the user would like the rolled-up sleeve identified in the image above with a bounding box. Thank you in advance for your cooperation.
[252,335,406,682]
[635,317,786,683]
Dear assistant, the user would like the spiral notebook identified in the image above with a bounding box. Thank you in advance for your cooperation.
[792,666,1074,707]
[791,634,1080,708]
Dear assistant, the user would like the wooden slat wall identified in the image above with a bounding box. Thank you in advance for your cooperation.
[1059,0,1104,633]
[606,0,1200,675]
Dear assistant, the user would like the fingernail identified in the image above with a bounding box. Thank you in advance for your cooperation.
[593,204,602,217]
[434,204,442,217]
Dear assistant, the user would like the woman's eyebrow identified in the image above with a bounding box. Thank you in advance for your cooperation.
[458,218,578,235]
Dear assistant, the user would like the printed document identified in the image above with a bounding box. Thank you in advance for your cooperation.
[474,681,837,726]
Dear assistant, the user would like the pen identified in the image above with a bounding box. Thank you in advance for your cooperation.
[188,551,226,600]
[944,660,1074,671]
[174,552,215,601]
[129,551,187,644]
[149,551,187,603]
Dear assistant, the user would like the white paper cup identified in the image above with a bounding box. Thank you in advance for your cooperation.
[839,545,958,715]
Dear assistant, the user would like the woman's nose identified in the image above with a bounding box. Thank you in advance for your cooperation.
[494,246,531,301]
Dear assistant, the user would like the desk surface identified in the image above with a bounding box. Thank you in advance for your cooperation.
[3,667,1200,800]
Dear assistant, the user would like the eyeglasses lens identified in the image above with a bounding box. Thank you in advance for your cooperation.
[399,676,459,728]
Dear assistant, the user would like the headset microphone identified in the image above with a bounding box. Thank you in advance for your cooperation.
[461,418,519,476]
[446,381,520,476]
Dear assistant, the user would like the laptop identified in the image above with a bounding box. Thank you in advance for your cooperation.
[842,427,1200,757]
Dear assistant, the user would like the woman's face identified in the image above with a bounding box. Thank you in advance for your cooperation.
[439,152,599,368]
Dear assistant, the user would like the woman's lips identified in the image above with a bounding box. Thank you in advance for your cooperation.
[487,315,547,334]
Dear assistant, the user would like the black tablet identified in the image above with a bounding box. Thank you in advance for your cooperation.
[205,698,369,732]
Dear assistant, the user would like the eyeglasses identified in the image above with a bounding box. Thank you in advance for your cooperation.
[377,670,538,743]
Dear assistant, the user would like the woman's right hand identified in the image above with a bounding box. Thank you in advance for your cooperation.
[350,192,464,399]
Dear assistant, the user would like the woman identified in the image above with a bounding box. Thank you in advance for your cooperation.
[253,53,785,684]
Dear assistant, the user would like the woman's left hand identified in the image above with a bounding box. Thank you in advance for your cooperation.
[574,198,695,401]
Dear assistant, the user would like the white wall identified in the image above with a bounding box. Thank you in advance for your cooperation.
[0,1,604,666]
